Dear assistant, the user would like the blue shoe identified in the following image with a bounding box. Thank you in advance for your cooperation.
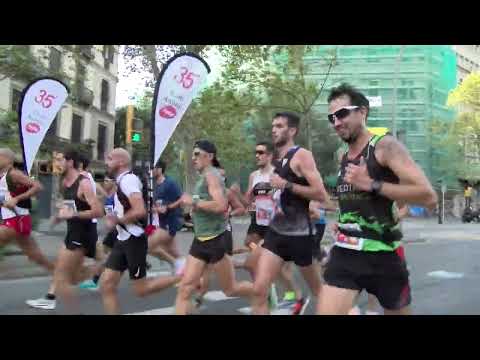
[79,280,99,291]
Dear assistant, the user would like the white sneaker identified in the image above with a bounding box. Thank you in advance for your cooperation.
[26,297,56,310]
[174,257,186,276]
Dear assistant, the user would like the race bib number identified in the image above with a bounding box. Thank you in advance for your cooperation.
[255,196,275,226]
[104,205,114,215]
[335,233,364,251]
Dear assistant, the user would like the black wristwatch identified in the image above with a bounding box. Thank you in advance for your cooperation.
[371,180,383,195]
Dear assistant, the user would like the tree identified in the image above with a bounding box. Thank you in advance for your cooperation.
[430,72,480,185]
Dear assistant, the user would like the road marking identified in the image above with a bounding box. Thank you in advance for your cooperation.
[427,270,464,279]
[202,291,239,302]
[126,306,175,315]
[146,271,171,278]
[237,307,292,315]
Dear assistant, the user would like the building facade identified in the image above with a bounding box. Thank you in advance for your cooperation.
[305,45,458,181]
[452,45,480,84]
[0,45,119,172]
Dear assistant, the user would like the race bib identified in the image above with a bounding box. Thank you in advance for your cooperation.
[255,196,275,226]
[104,205,114,215]
[335,233,364,251]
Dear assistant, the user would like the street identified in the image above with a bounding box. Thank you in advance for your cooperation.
[1,217,480,315]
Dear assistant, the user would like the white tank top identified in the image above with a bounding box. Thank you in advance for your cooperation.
[82,171,98,224]
[0,171,30,219]
[251,168,275,226]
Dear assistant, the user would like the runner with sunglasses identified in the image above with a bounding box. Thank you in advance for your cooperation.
[251,112,330,315]
[175,140,254,315]
[233,142,305,313]
[317,83,437,315]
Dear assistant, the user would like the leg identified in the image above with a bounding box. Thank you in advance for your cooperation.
[15,235,55,272]
[175,255,207,315]
[316,284,359,315]
[214,255,254,298]
[298,264,322,299]
[243,245,262,280]
[0,226,16,247]
[53,247,85,314]
[131,274,180,298]
[99,268,123,315]
[279,263,302,300]
[251,248,284,315]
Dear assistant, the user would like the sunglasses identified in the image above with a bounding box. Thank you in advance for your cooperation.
[255,150,266,155]
[328,106,359,125]
[192,151,203,157]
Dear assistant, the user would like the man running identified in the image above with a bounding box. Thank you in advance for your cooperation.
[175,140,254,315]
[317,83,437,315]
[146,159,186,275]
[48,150,104,313]
[0,148,54,273]
[99,148,180,315]
[251,112,330,315]
[233,142,304,312]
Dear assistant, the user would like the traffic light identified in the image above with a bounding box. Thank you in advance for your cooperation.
[126,105,134,145]
[132,132,141,142]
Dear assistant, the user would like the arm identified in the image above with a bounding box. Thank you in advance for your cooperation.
[194,173,228,214]
[119,193,146,225]
[397,203,409,220]
[75,179,104,220]
[376,137,438,211]
[7,169,43,203]
[309,201,321,220]
[228,189,246,217]
[233,173,255,208]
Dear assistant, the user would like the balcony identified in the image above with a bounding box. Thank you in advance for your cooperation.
[77,86,94,107]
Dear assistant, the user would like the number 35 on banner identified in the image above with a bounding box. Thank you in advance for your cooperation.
[34,90,57,109]
[174,67,200,89]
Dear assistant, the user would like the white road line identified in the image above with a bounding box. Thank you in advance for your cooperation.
[237,307,293,315]
[146,271,172,278]
[126,306,175,315]
[202,290,239,302]
[427,270,464,279]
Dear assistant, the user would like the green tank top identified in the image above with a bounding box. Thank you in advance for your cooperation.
[192,167,227,240]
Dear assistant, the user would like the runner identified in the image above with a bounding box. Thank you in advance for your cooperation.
[317,83,437,315]
[309,198,336,271]
[47,149,104,313]
[192,163,247,310]
[175,140,254,315]
[146,159,186,275]
[0,148,55,273]
[251,112,330,315]
[99,148,180,315]
[233,142,304,313]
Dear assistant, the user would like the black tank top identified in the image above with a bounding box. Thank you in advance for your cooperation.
[61,175,91,227]
[269,146,313,236]
[337,134,402,243]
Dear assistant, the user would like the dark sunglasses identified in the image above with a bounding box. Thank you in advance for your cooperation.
[255,150,266,155]
[192,151,203,157]
[328,106,359,125]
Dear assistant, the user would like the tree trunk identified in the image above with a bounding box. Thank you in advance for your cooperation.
[141,45,160,80]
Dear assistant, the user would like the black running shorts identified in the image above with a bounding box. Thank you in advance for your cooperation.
[247,212,269,239]
[323,245,411,310]
[223,230,233,256]
[105,234,148,280]
[262,228,313,267]
[64,222,97,259]
[189,232,228,264]
[102,229,118,249]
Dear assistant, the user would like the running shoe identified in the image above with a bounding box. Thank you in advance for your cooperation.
[26,297,56,310]
[291,297,310,315]
[78,279,99,291]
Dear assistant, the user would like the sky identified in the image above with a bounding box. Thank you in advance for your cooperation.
[115,46,224,108]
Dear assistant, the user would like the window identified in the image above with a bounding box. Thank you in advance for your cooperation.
[97,124,107,160]
[78,45,92,58]
[49,47,62,73]
[11,88,22,112]
[368,89,379,96]
[369,80,379,87]
[76,63,86,93]
[101,80,109,112]
[103,45,114,69]
[71,114,83,144]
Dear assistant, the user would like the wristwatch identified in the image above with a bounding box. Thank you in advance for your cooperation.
[284,181,293,191]
[371,180,383,195]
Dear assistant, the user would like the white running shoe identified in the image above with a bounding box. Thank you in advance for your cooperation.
[26,297,56,310]
[174,257,186,276]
